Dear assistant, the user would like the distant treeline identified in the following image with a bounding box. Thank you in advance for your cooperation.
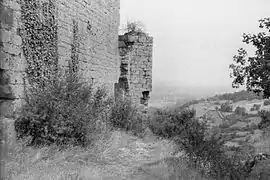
[209,90,263,102]
[174,90,263,110]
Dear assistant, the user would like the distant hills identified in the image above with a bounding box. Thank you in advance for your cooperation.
[149,80,239,107]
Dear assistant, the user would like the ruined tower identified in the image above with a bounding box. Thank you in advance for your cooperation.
[117,31,153,106]
[0,0,153,121]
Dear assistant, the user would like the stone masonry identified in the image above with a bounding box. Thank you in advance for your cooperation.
[0,0,121,120]
[0,0,25,118]
[0,2,153,173]
[117,32,153,106]
[56,0,120,92]
[0,0,153,154]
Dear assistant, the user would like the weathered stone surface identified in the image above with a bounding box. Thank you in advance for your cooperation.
[0,69,9,85]
[0,29,21,45]
[1,118,16,147]
[0,0,153,149]
[0,4,14,28]
[56,0,120,91]
[0,99,15,117]
[0,85,14,99]
[117,33,153,106]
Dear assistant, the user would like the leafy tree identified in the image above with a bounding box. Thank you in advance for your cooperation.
[229,18,270,98]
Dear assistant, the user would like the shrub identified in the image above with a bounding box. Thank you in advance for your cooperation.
[263,99,270,106]
[219,121,231,129]
[109,98,146,136]
[253,104,261,111]
[234,106,247,116]
[173,117,248,179]
[220,102,233,112]
[14,72,112,147]
[258,110,270,129]
[148,108,196,139]
[214,101,220,105]
[150,108,253,179]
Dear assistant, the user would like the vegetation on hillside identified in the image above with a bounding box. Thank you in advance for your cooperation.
[148,108,264,179]
[219,102,233,112]
[210,90,263,102]
[258,110,270,130]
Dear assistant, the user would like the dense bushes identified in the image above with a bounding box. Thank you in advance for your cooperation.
[258,110,270,129]
[219,102,233,112]
[175,120,247,179]
[210,90,263,102]
[148,108,253,179]
[148,108,196,138]
[14,71,148,147]
[109,98,145,136]
[234,106,247,116]
[263,99,270,106]
[250,104,261,111]
[15,73,113,147]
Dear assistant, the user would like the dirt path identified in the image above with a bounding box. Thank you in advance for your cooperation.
[5,131,205,180]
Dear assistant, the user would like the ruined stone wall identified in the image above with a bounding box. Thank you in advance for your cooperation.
[56,0,120,93]
[0,0,120,161]
[0,1,24,175]
[0,0,120,119]
[118,32,153,106]
[0,0,25,119]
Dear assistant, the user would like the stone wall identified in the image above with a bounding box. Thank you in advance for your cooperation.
[56,0,120,92]
[117,32,153,106]
[0,0,25,118]
[0,0,120,120]
[0,1,24,177]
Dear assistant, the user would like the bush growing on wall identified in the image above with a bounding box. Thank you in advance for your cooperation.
[14,72,113,147]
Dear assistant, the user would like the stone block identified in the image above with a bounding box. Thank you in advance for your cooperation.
[1,118,17,148]
[127,35,139,42]
[0,53,26,71]
[0,99,15,117]
[0,4,14,28]
[8,71,24,85]
[0,84,14,99]
[2,42,21,56]
[0,69,10,85]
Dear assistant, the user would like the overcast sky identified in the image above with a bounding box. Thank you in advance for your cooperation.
[120,0,270,93]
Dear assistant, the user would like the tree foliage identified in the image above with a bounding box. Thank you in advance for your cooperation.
[229,18,270,98]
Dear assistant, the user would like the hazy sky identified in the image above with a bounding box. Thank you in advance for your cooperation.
[120,0,270,91]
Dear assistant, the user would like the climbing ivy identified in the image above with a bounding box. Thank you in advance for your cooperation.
[20,0,58,87]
